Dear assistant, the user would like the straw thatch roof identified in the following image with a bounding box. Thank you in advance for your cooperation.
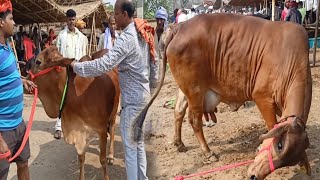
[12,0,66,25]
[12,0,110,27]
[55,0,99,6]
[59,1,112,28]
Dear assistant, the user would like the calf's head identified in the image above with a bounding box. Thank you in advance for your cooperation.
[248,117,310,180]
[27,46,75,118]
[30,46,74,73]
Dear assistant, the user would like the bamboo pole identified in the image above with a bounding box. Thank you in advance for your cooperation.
[91,14,96,53]
[10,36,21,75]
[313,0,320,67]
[265,0,267,15]
[271,0,275,21]
[89,12,95,56]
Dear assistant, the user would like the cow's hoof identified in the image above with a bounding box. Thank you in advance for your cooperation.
[204,120,216,127]
[202,152,218,164]
[174,142,187,152]
[54,130,62,139]
[107,157,114,165]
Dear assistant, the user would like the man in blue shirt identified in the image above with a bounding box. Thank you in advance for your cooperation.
[0,1,37,179]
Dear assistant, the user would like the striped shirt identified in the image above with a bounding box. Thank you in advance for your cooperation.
[74,22,159,106]
[0,42,23,131]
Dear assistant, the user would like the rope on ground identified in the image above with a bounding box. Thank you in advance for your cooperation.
[174,160,254,180]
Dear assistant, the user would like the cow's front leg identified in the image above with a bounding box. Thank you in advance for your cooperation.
[173,89,188,152]
[255,100,277,130]
[254,99,277,152]
[100,132,109,180]
[78,154,85,180]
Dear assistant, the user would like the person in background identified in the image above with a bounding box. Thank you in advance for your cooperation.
[285,1,302,24]
[44,28,56,48]
[298,1,306,25]
[155,6,168,43]
[31,26,41,56]
[54,9,88,139]
[274,2,282,21]
[22,32,35,73]
[281,0,290,21]
[14,25,24,61]
[177,9,188,23]
[172,8,178,23]
[97,15,118,51]
[188,8,197,20]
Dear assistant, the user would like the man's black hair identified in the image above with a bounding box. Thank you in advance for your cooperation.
[66,9,76,17]
[121,1,135,18]
[0,10,12,20]
[102,21,109,28]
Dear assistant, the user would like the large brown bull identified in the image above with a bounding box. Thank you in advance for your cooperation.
[133,14,312,179]
[28,47,120,180]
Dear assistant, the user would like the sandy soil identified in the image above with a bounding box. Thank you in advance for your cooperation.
[7,58,320,180]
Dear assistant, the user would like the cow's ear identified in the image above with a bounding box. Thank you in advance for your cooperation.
[298,151,311,176]
[259,126,286,140]
[54,58,75,67]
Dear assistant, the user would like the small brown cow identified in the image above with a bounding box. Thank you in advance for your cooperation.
[28,47,120,180]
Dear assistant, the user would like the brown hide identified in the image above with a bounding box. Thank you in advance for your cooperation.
[29,46,120,180]
[136,14,312,179]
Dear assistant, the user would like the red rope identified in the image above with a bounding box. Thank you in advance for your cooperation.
[0,88,38,162]
[174,160,254,180]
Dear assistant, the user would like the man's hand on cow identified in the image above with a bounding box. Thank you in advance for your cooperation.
[70,61,76,68]
[22,79,37,94]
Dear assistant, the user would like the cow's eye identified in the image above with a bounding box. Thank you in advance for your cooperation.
[277,141,283,151]
[36,59,41,65]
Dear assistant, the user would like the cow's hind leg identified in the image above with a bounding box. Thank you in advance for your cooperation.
[107,116,116,165]
[188,95,218,163]
[78,154,85,180]
[100,132,109,180]
[173,89,188,152]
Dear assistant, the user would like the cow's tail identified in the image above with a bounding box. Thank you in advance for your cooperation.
[133,26,177,142]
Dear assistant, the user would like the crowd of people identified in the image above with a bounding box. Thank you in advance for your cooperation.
[171,0,309,25]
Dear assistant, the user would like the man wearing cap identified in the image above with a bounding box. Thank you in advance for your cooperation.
[281,0,290,21]
[153,6,167,86]
[0,0,37,179]
[54,9,88,139]
[285,1,302,24]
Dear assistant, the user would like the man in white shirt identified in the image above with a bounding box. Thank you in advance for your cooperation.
[177,9,188,23]
[53,9,88,139]
[97,16,119,51]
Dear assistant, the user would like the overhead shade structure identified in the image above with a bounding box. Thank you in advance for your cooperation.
[59,1,113,28]
[227,0,265,6]
[12,0,66,25]
[55,0,98,6]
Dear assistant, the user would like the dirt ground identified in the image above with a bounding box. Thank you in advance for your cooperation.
[7,57,320,180]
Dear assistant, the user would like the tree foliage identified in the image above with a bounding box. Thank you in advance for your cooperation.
[143,0,173,19]
[179,0,188,8]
